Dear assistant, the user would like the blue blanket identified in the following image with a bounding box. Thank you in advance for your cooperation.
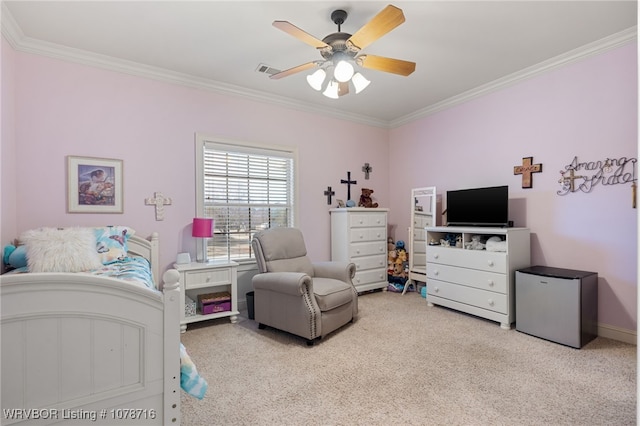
[180,343,208,399]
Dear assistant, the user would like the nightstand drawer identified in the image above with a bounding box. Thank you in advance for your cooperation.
[185,268,232,289]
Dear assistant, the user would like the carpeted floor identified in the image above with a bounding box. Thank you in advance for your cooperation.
[180,290,636,425]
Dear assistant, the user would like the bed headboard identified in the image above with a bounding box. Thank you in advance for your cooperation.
[128,232,160,284]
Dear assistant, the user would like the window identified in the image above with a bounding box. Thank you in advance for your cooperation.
[195,135,297,262]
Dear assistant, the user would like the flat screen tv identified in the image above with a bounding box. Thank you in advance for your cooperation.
[446,185,509,227]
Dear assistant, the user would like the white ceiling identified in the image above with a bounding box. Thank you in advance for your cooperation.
[2,1,637,127]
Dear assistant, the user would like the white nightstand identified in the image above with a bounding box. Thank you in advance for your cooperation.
[174,260,239,333]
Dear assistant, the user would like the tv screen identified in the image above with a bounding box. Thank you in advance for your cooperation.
[446,185,509,227]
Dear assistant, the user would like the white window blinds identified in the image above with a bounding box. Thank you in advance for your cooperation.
[197,138,295,262]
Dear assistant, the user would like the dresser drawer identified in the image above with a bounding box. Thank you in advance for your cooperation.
[350,241,387,258]
[185,268,232,290]
[427,279,507,314]
[354,268,386,286]
[426,263,507,293]
[350,227,385,243]
[427,246,506,273]
[352,254,387,272]
[349,212,387,228]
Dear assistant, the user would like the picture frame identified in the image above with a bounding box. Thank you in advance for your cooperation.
[67,156,123,213]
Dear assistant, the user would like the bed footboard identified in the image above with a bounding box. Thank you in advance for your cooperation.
[1,269,182,425]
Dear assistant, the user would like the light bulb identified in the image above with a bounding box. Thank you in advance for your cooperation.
[352,72,370,94]
[306,69,326,91]
[322,80,340,99]
[334,60,354,83]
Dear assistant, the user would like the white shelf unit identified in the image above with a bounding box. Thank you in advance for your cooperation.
[330,208,389,293]
[425,226,530,329]
[174,260,239,332]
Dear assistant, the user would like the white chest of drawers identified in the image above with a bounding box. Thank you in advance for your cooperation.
[330,208,389,293]
[425,226,530,329]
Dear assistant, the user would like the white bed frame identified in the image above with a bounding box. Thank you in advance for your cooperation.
[1,233,182,425]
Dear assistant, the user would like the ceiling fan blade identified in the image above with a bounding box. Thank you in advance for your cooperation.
[273,21,330,49]
[270,62,319,80]
[356,54,416,76]
[347,5,405,51]
[338,81,349,97]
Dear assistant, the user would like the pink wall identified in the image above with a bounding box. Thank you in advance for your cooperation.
[1,38,17,270]
[2,36,636,333]
[1,37,389,270]
[390,42,638,332]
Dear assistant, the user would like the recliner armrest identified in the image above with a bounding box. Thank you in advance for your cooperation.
[312,261,356,283]
[252,272,312,296]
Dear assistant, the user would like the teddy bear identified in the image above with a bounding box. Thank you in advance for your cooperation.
[358,188,379,208]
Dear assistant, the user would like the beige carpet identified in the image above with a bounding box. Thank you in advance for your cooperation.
[180,290,636,425]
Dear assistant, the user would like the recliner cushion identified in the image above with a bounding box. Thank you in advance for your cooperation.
[312,277,354,311]
[254,228,314,276]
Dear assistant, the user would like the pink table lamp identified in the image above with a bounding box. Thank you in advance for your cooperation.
[192,217,213,263]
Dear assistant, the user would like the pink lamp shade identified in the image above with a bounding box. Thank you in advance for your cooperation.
[192,218,213,238]
[192,218,213,263]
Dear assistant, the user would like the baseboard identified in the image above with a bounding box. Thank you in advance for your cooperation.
[598,323,637,345]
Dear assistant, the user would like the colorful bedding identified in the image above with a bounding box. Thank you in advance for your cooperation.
[180,343,208,399]
[88,256,155,290]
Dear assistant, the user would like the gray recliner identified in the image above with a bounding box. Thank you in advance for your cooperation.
[251,227,358,345]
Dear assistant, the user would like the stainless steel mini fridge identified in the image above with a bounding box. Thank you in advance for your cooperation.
[515,266,598,348]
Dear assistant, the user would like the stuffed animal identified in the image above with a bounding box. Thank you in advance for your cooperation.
[358,188,379,208]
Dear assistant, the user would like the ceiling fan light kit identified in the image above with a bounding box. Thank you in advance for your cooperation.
[306,69,326,91]
[271,4,415,98]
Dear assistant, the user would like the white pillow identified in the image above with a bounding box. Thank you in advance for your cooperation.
[20,227,103,272]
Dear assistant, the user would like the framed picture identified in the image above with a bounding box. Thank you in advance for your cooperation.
[67,156,123,213]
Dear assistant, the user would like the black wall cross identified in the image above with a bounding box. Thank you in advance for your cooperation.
[324,186,335,205]
[341,171,357,201]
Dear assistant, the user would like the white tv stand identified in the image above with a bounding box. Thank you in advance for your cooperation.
[425,226,530,329]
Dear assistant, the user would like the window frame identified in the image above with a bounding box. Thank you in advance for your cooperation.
[195,133,298,264]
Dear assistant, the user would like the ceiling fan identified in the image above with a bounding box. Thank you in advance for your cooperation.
[270,4,416,98]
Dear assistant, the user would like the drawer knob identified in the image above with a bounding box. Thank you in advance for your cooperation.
[206,276,211,282]
[355,263,360,269]
[488,299,494,306]
[434,270,439,276]
[434,254,439,259]
[487,260,494,267]
[356,250,361,254]
[488,280,494,287]
[359,235,364,239]
[434,287,439,293]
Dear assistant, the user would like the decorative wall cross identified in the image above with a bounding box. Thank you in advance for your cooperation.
[341,171,357,201]
[362,163,373,180]
[514,157,543,188]
[324,186,335,205]
[145,192,172,221]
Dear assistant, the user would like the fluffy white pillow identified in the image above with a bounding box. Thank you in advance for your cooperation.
[20,227,103,272]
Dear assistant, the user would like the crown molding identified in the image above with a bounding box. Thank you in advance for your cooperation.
[2,3,636,130]
[390,26,637,128]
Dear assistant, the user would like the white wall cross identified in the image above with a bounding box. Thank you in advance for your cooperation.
[145,192,172,221]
